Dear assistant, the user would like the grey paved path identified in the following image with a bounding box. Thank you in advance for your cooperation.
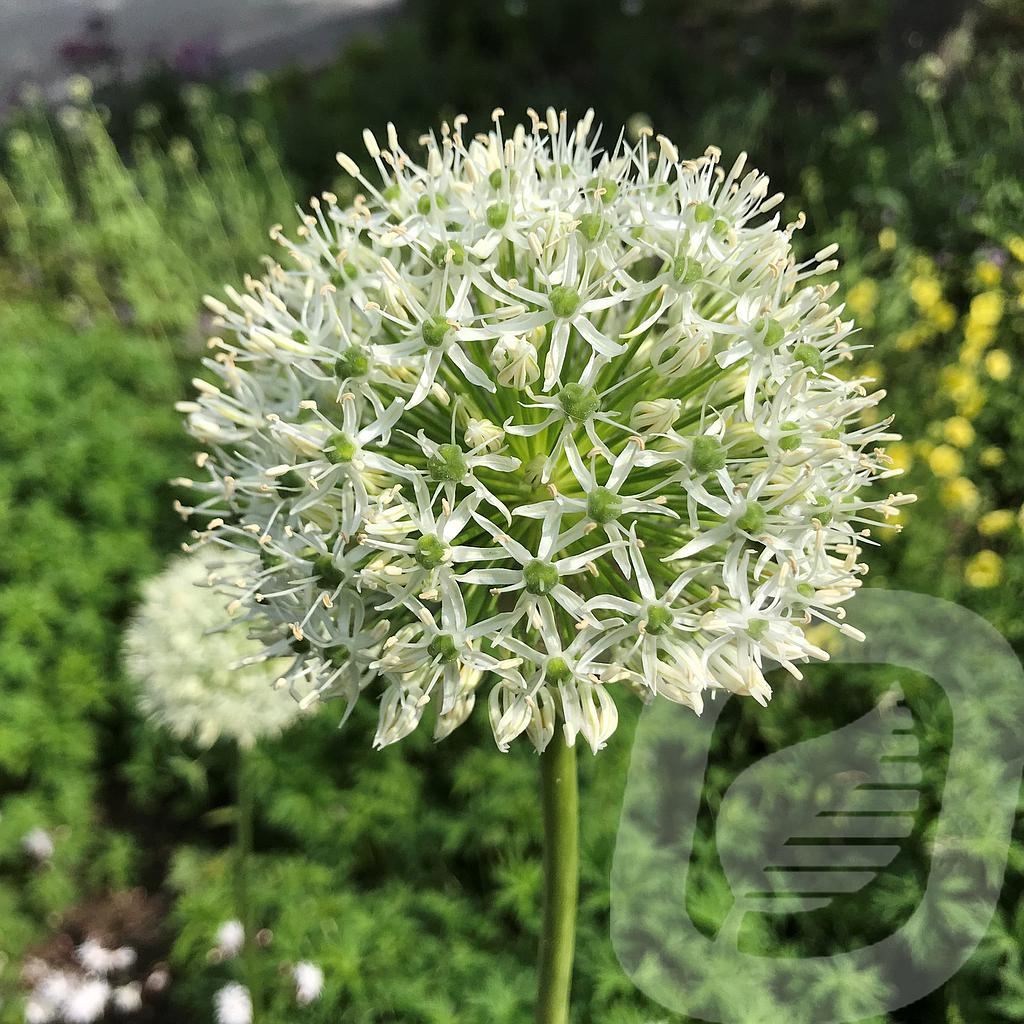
[1,0,396,102]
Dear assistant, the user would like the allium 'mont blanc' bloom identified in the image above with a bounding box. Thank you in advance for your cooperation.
[178,108,912,754]
[125,555,299,748]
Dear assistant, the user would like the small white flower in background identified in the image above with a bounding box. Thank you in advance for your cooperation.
[76,939,136,976]
[63,978,109,1024]
[180,108,913,754]
[214,982,252,1024]
[124,554,302,749]
[23,941,143,1022]
[108,947,136,973]
[214,920,245,959]
[22,828,55,862]
[24,967,69,1022]
[292,961,324,1005]
[143,966,170,994]
[22,965,63,1023]
[111,983,143,1013]
[24,999,53,1024]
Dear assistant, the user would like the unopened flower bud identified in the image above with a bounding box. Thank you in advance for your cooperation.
[630,398,681,434]
[493,334,540,389]
[465,417,505,453]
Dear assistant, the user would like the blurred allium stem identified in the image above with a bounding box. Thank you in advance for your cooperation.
[536,731,578,1024]
[235,747,262,1023]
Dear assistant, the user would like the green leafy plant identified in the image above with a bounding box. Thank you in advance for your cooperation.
[0,84,294,336]
[0,303,189,1017]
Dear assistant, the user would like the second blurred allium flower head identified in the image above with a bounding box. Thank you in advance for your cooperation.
[179,107,912,754]
[125,555,299,748]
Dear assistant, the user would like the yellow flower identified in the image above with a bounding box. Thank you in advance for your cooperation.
[942,417,975,448]
[887,442,913,473]
[940,364,973,394]
[912,254,936,276]
[965,549,1003,588]
[941,366,984,416]
[929,300,957,331]
[979,509,1014,536]
[847,279,879,322]
[959,344,983,370]
[985,349,1011,381]
[860,360,883,383]
[910,276,942,311]
[980,446,1005,468]
[969,290,1003,327]
[963,320,995,354]
[959,389,985,419]
[805,622,839,653]
[941,477,979,514]
[896,325,929,351]
[975,261,1002,287]
[1006,235,1024,263]
[928,444,963,478]
[882,506,906,536]
[878,227,898,251]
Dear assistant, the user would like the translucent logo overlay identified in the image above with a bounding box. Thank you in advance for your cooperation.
[611,591,1024,1023]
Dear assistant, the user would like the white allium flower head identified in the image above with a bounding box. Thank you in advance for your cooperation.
[214,920,245,959]
[180,108,913,754]
[214,982,253,1024]
[125,554,300,748]
[292,961,324,1005]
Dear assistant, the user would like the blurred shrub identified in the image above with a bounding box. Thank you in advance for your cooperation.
[0,304,188,1016]
[0,85,293,336]
[144,697,654,1023]
[806,52,1024,647]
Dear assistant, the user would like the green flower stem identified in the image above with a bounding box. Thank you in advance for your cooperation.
[596,286,662,390]
[536,729,579,1024]
[236,746,262,1023]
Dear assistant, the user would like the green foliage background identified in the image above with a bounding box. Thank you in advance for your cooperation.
[1,1,1023,1021]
